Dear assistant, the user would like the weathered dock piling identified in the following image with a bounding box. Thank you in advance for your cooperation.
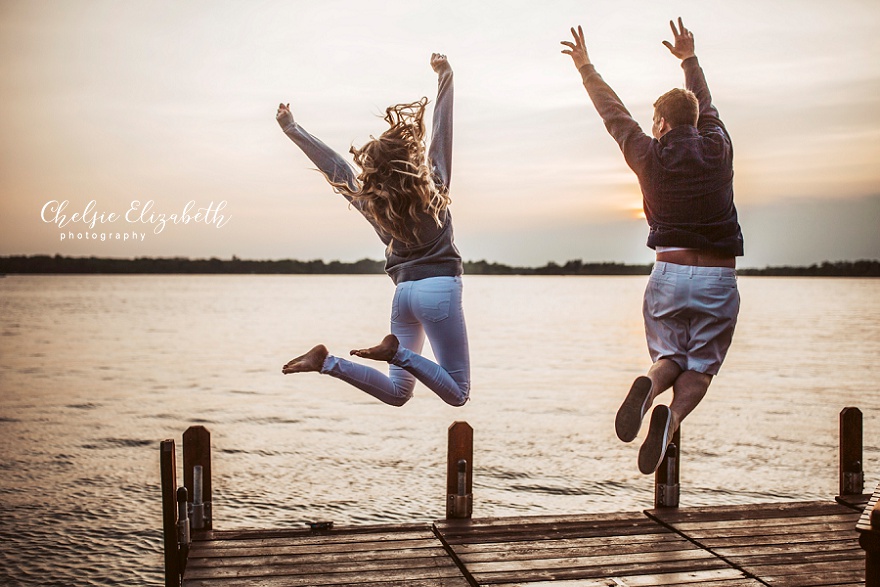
[447,421,473,519]
[160,427,216,587]
[159,406,876,586]
[160,439,180,587]
[654,428,681,508]
[842,407,865,496]
[183,426,212,531]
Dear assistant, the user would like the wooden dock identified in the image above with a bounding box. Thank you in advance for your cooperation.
[160,410,880,586]
[176,496,867,586]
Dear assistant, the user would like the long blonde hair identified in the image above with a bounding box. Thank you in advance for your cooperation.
[328,98,451,246]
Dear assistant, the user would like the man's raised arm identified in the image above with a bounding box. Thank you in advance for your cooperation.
[663,18,724,131]
[561,25,652,174]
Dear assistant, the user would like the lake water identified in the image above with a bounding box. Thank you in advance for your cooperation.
[1,274,879,585]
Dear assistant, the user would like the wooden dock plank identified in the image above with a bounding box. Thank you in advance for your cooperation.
[453,537,697,562]
[660,513,856,531]
[697,531,860,549]
[648,500,864,587]
[493,570,763,586]
[646,501,847,522]
[434,512,756,586]
[188,531,437,555]
[184,568,470,587]
[182,524,469,587]
[462,546,711,572]
[757,568,863,587]
[466,558,748,585]
[438,518,670,546]
[194,526,431,547]
[681,524,862,540]
[187,537,439,559]
[184,552,461,579]
[856,485,879,533]
[711,539,859,557]
[187,548,454,567]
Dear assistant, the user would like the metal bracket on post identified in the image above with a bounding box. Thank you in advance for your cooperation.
[446,422,473,519]
[450,459,472,518]
[190,465,205,530]
[654,428,681,508]
[844,470,866,496]
[176,487,190,573]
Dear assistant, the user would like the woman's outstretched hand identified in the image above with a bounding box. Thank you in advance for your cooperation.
[430,52,450,73]
[276,103,294,129]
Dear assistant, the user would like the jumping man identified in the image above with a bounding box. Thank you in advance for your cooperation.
[562,19,744,474]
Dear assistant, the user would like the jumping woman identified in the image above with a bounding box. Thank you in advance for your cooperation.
[275,53,469,408]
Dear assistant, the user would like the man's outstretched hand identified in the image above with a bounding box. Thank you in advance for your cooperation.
[662,17,695,61]
[561,25,591,70]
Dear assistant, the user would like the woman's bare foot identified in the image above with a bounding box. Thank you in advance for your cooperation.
[282,344,328,374]
[350,334,399,362]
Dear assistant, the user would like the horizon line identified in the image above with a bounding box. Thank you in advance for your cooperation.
[2,254,879,273]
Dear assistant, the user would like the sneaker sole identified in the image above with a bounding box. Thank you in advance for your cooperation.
[638,405,672,475]
[615,376,652,443]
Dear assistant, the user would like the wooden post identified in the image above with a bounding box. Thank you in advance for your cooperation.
[857,483,880,587]
[160,439,181,587]
[183,426,212,530]
[654,428,681,508]
[176,487,190,573]
[839,407,864,496]
[446,421,473,519]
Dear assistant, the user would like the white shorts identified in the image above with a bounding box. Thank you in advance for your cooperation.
[642,262,740,375]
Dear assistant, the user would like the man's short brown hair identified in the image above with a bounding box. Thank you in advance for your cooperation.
[653,88,698,129]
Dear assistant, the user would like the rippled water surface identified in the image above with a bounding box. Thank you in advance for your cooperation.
[1,274,879,585]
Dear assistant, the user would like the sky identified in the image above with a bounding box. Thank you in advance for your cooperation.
[1,0,878,268]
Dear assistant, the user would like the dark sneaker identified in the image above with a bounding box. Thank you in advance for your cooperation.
[638,405,673,475]
[615,376,653,442]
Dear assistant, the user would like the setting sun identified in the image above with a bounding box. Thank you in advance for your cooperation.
[628,202,647,220]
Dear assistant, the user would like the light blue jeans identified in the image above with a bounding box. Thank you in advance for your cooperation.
[321,276,470,407]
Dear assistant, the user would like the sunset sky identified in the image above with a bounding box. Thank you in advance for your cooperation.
[1,0,878,268]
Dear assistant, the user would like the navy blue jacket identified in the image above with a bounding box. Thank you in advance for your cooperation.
[579,57,744,256]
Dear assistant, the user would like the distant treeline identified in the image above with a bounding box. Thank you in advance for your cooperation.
[0,255,649,275]
[464,259,652,275]
[0,255,386,275]
[737,260,880,277]
[1,255,878,277]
